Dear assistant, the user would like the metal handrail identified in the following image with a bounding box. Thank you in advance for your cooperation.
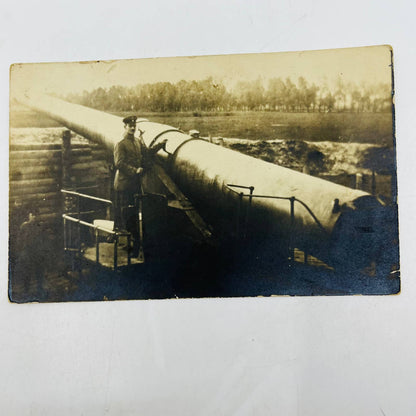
[62,189,128,271]
[226,184,328,235]
[62,213,131,271]
[62,214,129,236]
[61,189,112,205]
[226,184,331,263]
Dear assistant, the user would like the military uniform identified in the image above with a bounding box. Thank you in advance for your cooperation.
[14,214,46,299]
[114,132,144,193]
[113,115,167,256]
[113,128,145,235]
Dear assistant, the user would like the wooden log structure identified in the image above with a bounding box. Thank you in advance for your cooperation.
[9,127,111,227]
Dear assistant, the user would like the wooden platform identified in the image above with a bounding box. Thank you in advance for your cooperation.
[83,241,144,270]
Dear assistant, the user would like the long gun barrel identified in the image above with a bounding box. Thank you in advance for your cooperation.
[16,92,394,271]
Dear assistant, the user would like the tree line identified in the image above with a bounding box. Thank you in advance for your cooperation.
[66,76,392,113]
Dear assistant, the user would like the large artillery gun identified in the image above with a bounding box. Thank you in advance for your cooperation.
[15,92,398,278]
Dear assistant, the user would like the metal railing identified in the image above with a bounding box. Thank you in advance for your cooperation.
[61,189,131,271]
[226,184,329,261]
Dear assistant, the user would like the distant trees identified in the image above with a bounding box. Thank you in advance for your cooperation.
[66,76,392,113]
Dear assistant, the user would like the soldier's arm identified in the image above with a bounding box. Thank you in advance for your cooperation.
[148,139,168,156]
[114,142,138,176]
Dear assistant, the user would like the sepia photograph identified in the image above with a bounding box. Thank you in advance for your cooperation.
[9,45,399,303]
[3,0,416,414]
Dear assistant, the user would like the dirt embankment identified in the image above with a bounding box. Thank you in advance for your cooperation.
[213,137,394,177]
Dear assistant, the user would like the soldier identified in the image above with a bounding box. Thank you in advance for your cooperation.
[13,208,46,300]
[113,115,166,257]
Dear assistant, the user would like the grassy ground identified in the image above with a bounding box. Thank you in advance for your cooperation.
[10,106,394,146]
[119,110,394,146]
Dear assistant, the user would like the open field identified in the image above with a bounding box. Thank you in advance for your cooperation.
[119,111,394,146]
[10,106,394,146]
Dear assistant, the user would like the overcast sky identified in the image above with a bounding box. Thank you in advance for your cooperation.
[10,45,392,97]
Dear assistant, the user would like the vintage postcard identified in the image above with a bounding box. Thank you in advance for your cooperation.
[9,45,399,303]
